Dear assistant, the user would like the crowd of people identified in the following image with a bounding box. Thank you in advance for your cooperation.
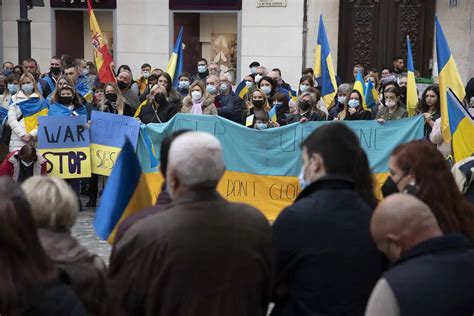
[1,54,474,315]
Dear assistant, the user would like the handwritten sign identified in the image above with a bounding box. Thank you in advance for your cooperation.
[38,115,91,179]
[90,111,140,176]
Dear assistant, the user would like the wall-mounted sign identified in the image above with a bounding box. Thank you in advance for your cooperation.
[50,0,116,9]
[257,0,287,7]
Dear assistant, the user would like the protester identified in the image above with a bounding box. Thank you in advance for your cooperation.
[271,92,290,126]
[380,67,391,79]
[253,110,273,130]
[397,73,408,104]
[329,83,351,120]
[138,74,158,103]
[386,140,474,242]
[216,73,245,123]
[272,123,384,316]
[337,89,372,120]
[205,74,220,106]
[157,72,182,110]
[113,130,189,244]
[452,156,474,204]
[8,72,47,152]
[180,80,217,115]
[134,63,152,97]
[366,193,474,316]
[270,68,292,91]
[0,144,46,182]
[429,117,451,158]
[417,85,440,136]
[208,62,220,77]
[259,76,284,102]
[249,61,260,75]
[2,61,14,77]
[177,72,191,97]
[376,86,407,122]
[353,63,365,80]
[41,56,63,99]
[255,66,268,84]
[108,131,273,315]
[242,87,271,126]
[192,58,209,83]
[301,67,315,82]
[49,85,87,116]
[288,92,326,123]
[0,177,86,315]
[22,176,107,316]
[136,84,177,123]
[13,64,24,77]
[392,56,405,75]
[1,74,19,110]
[116,70,140,110]
[75,58,96,90]
[151,68,163,78]
[102,82,133,116]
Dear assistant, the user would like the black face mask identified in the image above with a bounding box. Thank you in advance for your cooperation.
[253,100,264,108]
[50,67,61,75]
[400,86,407,96]
[117,80,129,90]
[300,101,311,111]
[0,86,5,95]
[58,96,73,105]
[381,176,399,198]
[154,93,167,105]
[105,93,117,102]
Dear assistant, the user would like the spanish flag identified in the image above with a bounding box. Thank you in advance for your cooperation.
[87,0,115,84]
[435,16,465,143]
[353,69,366,109]
[166,26,184,87]
[406,36,418,117]
[94,140,154,244]
[447,89,474,162]
[314,15,338,108]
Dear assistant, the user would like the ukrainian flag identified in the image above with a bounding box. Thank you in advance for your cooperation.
[436,16,465,143]
[235,80,249,100]
[289,89,298,103]
[18,97,49,133]
[166,26,184,88]
[94,139,154,244]
[353,69,366,109]
[447,89,474,162]
[364,79,378,109]
[314,15,338,108]
[268,105,277,123]
[406,36,418,117]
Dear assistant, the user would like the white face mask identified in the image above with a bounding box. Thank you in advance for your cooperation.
[191,91,202,101]
[300,84,310,93]
[250,67,257,75]
[261,86,272,95]
[245,81,253,89]
[337,96,346,104]
[142,71,150,79]
[255,74,263,83]
[385,100,397,108]
[21,160,34,167]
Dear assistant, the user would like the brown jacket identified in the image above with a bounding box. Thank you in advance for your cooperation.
[38,229,108,316]
[108,189,273,316]
[180,94,218,115]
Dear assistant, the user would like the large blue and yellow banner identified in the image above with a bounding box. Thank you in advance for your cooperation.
[90,111,141,176]
[38,115,92,179]
[137,114,425,219]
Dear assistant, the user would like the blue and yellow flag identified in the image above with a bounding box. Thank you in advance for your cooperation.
[18,97,49,133]
[447,89,474,162]
[364,79,378,109]
[289,89,298,103]
[235,80,249,100]
[268,105,277,123]
[166,26,184,88]
[94,139,154,244]
[406,36,418,117]
[48,103,87,117]
[436,16,465,143]
[314,15,338,108]
[353,69,366,109]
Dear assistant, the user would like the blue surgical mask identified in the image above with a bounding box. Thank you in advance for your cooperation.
[300,84,310,93]
[250,67,257,75]
[179,80,190,89]
[206,84,217,94]
[256,123,268,130]
[81,69,89,76]
[261,86,272,95]
[337,96,346,104]
[3,69,12,76]
[198,65,207,73]
[8,83,18,95]
[348,99,360,108]
[298,165,311,190]
[21,83,34,95]
[273,102,283,110]
[219,83,229,93]
[142,71,150,79]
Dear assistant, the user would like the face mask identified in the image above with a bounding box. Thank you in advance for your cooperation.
[3,69,12,76]
[250,67,257,75]
[337,96,346,104]
[50,67,61,75]
[8,84,18,95]
[255,74,263,83]
[348,99,359,108]
[21,83,34,95]
[58,96,73,105]
[385,100,397,108]
[253,99,264,108]
[105,93,117,102]
[381,176,399,197]
[206,84,217,94]
[0,87,4,95]
[300,84,310,93]
[245,81,253,89]
[179,80,189,89]
[191,91,202,101]
[299,101,311,111]
[273,102,283,110]
[198,65,207,73]
[261,86,272,95]
[219,83,229,93]
[21,160,34,167]
[298,165,311,190]
[117,80,129,90]
[154,93,167,104]
[143,71,150,79]
[256,123,268,130]
[81,69,89,76]
[400,86,407,96]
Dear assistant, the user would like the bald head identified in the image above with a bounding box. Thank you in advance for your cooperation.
[371,194,442,262]
[166,132,225,199]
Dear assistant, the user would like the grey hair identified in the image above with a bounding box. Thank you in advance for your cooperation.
[338,83,352,94]
[21,176,79,230]
[167,132,225,189]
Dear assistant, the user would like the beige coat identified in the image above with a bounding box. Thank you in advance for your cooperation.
[180,94,217,115]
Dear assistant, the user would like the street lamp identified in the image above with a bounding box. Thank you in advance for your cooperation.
[17,0,44,64]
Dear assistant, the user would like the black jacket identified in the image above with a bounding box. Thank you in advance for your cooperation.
[138,100,177,124]
[217,92,245,123]
[271,176,385,316]
[344,110,373,120]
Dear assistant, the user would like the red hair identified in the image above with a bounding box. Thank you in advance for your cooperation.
[391,140,474,242]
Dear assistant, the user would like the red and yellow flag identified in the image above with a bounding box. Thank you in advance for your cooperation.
[87,0,115,84]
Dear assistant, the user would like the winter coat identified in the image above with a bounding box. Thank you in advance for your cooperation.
[0,150,47,181]
[217,92,245,123]
[180,94,217,115]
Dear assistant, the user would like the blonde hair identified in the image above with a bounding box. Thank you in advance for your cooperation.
[101,82,125,115]
[248,88,271,112]
[21,176,79,231]
[50,75,75,104]
[18,72,41,96]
